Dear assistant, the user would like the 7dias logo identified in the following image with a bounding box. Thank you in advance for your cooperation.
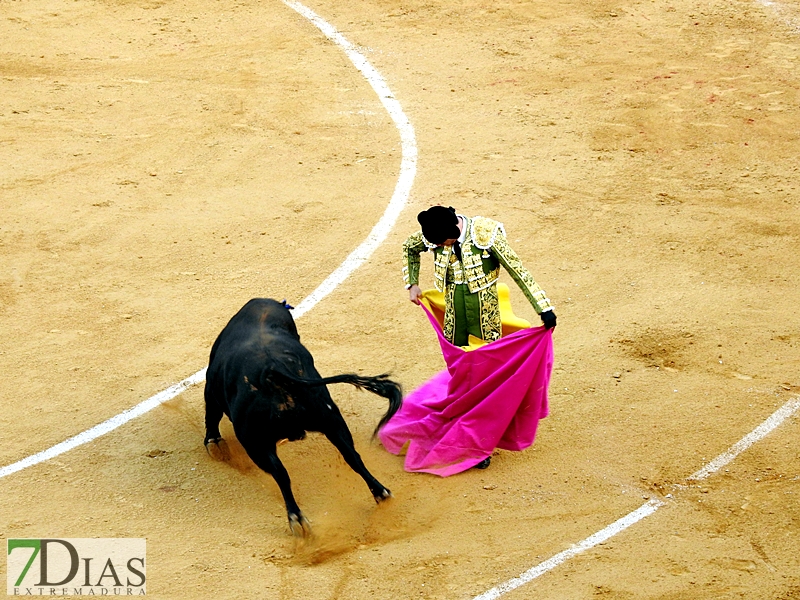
[7,538,146,596]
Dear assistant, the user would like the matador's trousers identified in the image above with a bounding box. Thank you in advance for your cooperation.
[445,283,502,347]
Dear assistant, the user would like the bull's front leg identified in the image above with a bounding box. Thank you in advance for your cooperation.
[323,424,392,504]
[248,443,312,537]
[203,385,230,460]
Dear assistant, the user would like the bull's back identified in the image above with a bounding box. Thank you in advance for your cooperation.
[210,299,298,360]
[207,298,311,403]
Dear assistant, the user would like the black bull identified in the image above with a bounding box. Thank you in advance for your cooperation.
[203,298,403,536]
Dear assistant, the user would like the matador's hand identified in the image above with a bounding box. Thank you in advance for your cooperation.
[408,285,422,305]
[540,310,557,330]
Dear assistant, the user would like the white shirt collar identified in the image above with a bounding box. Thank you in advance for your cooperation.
[457,215,468,244]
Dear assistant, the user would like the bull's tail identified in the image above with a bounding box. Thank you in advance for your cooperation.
[271,370,403,438]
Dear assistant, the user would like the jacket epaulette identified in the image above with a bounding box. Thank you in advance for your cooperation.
[470,217,506,250]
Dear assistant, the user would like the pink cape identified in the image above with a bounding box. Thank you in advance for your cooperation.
[379,302,553,476]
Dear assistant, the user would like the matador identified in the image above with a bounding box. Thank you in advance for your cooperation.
[403,205,556,346]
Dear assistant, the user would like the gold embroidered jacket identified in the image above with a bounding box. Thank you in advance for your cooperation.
[402,215,553,314]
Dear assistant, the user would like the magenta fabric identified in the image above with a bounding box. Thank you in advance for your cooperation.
[379,304,553,477]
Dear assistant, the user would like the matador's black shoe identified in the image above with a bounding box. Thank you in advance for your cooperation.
[473,456,491,470]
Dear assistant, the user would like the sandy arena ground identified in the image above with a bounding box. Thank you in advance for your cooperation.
[2,0,799,597]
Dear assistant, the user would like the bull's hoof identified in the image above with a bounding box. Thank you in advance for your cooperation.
[204,437,231,461]
[373,488,392,504]
[288,513,312,538]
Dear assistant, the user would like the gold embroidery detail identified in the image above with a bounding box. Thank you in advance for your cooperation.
[402,231,428,288]
[478,285,502,342]
[443,284,457,343]
[471,216,506,249]
[492,234,553,313]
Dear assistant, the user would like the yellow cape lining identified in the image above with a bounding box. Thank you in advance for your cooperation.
[420,282,531,351]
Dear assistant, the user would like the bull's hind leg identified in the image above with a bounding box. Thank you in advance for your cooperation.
[323,421,392,504]
[247,443,312,537]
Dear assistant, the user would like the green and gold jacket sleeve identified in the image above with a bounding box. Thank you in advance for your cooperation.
[402,231,428,288]
[492,233,553,314]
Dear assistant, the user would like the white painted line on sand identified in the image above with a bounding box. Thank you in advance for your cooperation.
[0,2,416,481]
[755,0,800,32]
[473,499,664,600]
[688,397,800,481]
[0,369,207,480]
[282,0,417,318]
[472,396,800,599]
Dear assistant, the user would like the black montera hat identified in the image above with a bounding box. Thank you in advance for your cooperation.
[417,206,459,244]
